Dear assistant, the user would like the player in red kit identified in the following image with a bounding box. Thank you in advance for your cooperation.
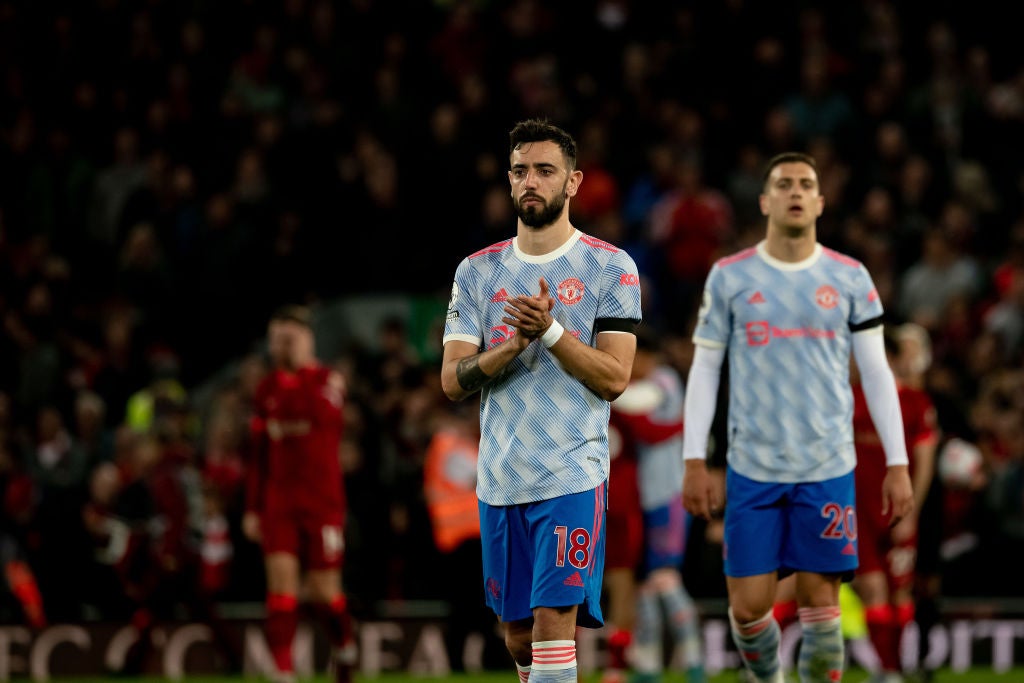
[851,328,939,683]
[601,408,643,683]
[243,305,355,683]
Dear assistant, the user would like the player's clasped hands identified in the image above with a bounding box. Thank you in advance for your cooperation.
[504,277,557,340]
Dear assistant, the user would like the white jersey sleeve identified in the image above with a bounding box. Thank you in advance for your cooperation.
[443,256,485,347]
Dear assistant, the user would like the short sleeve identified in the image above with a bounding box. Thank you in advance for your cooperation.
[692,265,729,349]
[850,264,884,326]
[596,250,643,323]
[443,258,483,347]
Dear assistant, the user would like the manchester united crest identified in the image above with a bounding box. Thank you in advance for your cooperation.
[816,284,839,309]
[557,277,585,305]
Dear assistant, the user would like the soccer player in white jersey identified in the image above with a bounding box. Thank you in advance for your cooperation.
[441,119,642,683]
[681,152,914,683]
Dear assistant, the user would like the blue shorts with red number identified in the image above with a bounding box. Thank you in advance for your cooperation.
[724,467,858,580]
[642,493,690,575]
[479,483,607,628]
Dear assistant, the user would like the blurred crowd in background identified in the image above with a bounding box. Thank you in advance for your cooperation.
[1,0,1023,630]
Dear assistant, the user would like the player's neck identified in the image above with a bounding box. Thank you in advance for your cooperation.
[277,359,316,373]
[516,219,575,256]
[764,226,817,262]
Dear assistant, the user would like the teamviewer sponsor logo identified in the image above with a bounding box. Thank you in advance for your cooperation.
[746,321,770,346]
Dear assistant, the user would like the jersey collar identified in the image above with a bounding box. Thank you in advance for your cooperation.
[513,229,582,264]
[756,240,822,271]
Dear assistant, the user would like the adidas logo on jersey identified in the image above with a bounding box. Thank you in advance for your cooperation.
[563,571,584,587]
[491,288,509,303]
[747,291,766,304]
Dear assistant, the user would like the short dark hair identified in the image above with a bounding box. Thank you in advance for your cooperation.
[270,304,312,328]
[509,118,578,170]
[762,152,818,188]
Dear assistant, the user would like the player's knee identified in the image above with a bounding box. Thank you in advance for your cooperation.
[648,568,682,593]
[729,606,774,638]
[504,630,531,664]
[730,604,775,629]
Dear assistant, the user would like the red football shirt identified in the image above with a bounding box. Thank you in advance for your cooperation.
[246,364,345,517]
[852,382,938,515]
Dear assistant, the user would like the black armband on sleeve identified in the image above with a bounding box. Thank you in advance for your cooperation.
[594,317,639,334]
[849,315,884,333]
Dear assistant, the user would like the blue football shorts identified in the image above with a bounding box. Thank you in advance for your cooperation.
[724,467,858,580]
[642,493,690,574]
[478,483,607,628]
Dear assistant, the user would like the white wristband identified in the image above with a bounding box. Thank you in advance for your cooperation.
[540,319,564,348]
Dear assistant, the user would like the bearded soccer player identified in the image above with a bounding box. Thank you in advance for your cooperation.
[244,305,355,683]
[441,118,641,683]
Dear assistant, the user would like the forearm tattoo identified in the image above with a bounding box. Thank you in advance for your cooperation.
[456,354,490,392]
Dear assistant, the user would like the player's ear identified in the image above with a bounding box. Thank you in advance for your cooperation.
[565,169,583,198]
[815,194,824,217]
[759,193,769,216]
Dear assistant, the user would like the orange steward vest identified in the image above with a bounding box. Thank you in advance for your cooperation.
[423,429,480,553]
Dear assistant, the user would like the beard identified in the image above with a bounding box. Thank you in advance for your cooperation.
[515,185,567,228]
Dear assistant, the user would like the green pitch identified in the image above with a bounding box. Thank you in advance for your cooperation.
[51,670,1024,682]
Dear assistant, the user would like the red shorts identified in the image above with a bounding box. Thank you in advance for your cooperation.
[856,507,916,593]
[606,453,642,571]
[261,508,345,570]
[605,505,643,570]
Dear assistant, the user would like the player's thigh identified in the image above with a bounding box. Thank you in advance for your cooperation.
[727,572,779,623]
[794,570,841,608]
[785,472,858,577]
[723,468,788,578]
[265,552,302,595]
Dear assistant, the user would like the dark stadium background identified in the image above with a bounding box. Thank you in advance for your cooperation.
[0,0,1022,678]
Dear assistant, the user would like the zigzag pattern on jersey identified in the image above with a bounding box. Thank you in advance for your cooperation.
[698,246,880,483]
[447,231,641,506]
